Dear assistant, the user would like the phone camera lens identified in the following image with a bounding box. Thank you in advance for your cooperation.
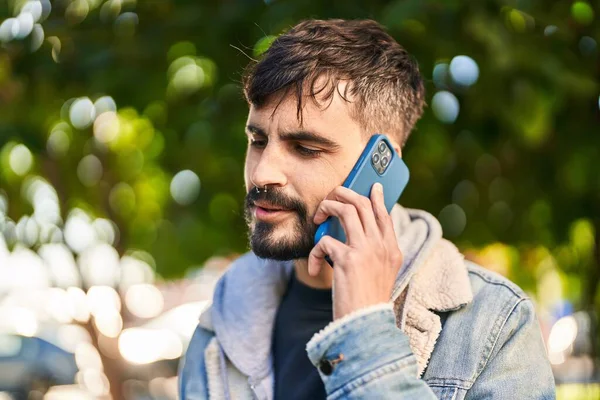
[381,156,389,167]
[372,153,380,164]
[378,142,387,153]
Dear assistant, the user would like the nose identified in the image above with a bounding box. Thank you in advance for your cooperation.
[250,145,288,190]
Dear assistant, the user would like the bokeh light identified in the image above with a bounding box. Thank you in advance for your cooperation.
[65,0,90,25]
[9,144,33,176]
[47,35,61,62]
[15,12,34,39]
[432,91,460,124]
[125,284,164,319]
[94,309,123,338]
[64,209,97,253]
[170,169,201,205]
[544,25,558,36]
[172,62,204,95]
[80,369,111,397]
[55,324,92,354]
[70,97,96,129]
[549,316,578,357]
[114,12,139,38]
[92,218,118,246]
[15,215,39,246]
[452,180,479,211]
[503,8,535,33]
[432,62,449,89]
[45,287,74,324]
[4,247,51,289]
[100,0,122,23]
[579,36,597,56]
[119,328,183,364]
[120,255,155,290]
[94,111,120,143]
[75,342,104,371]
[94,95,117,115]
[0,19,19,42]
[571,1,594,25]
[77,155,103,187]
[79,244,121,287]
[66,286,91,323]
[30,23,44,51]
[438,204,467,237]
[87,286,121,316]
[39,243,81,288]
[449,55,479,87]
[21,1,43,23]
[47,122,71,157]
[167,56,217,99]
[0,306,38,337]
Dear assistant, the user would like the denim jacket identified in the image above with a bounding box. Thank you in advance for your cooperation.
[179,206,555,399]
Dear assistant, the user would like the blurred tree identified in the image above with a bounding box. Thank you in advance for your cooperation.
[1,0,599,387]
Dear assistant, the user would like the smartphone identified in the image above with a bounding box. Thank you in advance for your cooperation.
[313,134,409,258]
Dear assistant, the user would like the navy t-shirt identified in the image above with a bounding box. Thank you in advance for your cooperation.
[272,271,333,399]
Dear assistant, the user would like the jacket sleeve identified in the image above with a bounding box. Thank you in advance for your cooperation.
[178,325,212,400]
[306,303,438,399]
[306,301,555,399]
[464,298,556,399]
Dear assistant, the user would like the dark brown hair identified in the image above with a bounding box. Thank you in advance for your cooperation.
[242,19,426,146]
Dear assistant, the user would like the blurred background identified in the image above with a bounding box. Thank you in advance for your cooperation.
[0,0,598,399]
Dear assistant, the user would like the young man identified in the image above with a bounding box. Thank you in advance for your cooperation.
[179,19,555,399]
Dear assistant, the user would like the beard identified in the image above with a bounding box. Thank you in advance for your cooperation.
[244,186,317,261]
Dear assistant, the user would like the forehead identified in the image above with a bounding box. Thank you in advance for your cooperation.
[247,80,365,142]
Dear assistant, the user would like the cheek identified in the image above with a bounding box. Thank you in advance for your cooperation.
[309,159,357,212]
[243,153,256,190]
[296,171,341,216]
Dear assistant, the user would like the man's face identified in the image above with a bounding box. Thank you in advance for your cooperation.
[243,83,370,260]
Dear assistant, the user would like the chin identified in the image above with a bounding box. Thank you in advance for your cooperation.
[249,223,314,261]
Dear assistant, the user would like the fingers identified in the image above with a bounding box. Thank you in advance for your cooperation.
[314,186,380,238]
[370,183,403,268]
[308,235,347,276]
[314,199,365,245]
[370,183,391,234]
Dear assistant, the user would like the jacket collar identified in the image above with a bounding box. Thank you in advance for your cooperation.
[387,206,473,375]
[398,237,473,376]
[198,205,473,381]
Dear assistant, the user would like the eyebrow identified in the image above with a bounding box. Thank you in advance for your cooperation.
[246,124,341,150]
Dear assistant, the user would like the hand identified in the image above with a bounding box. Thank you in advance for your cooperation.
[309,183,403,320]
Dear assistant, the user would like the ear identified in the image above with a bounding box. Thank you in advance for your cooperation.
[387,138,402,157]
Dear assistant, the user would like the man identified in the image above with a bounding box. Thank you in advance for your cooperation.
[179,19,555,399]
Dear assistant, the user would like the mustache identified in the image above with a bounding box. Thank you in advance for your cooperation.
[244,186,307,220]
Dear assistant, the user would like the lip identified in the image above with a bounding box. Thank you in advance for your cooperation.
[253,201,286,211]
[253,204,293,222]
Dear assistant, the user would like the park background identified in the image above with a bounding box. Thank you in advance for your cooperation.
[0,0,599,399]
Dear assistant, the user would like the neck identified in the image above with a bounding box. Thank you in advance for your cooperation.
[293,258,333,289]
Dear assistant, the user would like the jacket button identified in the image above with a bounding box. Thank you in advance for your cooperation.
[318,359,334,375]
[318,353,344,376]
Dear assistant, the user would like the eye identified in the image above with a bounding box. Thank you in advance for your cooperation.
[295,144,322,158]
[249,137,267,149]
